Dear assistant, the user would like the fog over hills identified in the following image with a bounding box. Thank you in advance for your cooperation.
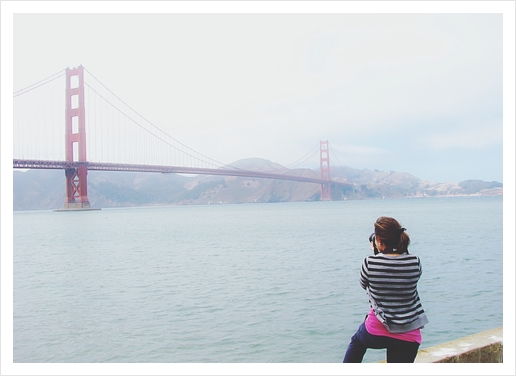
[13,158,503,210]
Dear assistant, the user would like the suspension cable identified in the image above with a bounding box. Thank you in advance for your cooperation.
[330,144,344,168]
[284,142,320,169]
[84,67,234,169]
[84,66,332,175]
[84,82,226,168]
[13,70,65,98]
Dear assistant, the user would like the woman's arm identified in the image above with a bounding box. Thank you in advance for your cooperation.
[359,257,369,290]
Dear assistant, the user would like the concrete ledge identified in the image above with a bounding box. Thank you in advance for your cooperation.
[415,327,503,363]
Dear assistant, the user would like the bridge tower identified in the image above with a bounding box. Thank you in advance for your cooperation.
[63,65,91,209]
[319,140,331,201]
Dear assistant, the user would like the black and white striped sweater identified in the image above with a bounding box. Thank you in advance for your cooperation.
[360,253,429,334]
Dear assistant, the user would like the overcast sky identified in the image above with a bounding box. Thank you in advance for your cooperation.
[5,2,513,184]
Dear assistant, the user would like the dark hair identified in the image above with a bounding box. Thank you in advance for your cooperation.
[374,216,410,254]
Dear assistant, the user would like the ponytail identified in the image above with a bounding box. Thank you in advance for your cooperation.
[396,230,410,254]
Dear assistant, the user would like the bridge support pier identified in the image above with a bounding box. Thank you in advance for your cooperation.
[64,166,91,209]
[320,140,332,201]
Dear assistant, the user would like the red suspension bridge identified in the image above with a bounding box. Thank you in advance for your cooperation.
[13,65,350,209]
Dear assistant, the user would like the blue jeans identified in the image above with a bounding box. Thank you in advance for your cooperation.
[343,322,420,363]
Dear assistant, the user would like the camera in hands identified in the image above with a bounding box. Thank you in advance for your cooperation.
[369,233,379,255]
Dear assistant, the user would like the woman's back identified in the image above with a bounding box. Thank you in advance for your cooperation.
[360,253,428,333]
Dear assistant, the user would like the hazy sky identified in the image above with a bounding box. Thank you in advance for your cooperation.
[5,2,513,185]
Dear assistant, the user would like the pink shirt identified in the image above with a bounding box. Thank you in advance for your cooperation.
[364,309,422,344]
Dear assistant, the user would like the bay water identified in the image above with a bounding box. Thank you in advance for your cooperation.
[13,196,503,363]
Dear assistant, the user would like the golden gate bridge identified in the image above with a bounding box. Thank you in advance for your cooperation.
[13,65,351,209]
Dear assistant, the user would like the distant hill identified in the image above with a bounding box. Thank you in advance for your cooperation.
[329,166,502,199]
[12,158,503,210]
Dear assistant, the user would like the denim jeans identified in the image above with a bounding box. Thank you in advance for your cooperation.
[343,322,420,363]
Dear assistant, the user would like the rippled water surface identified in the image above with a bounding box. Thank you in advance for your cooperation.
[13,196,503,363]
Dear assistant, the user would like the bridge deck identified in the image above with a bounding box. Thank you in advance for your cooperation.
[13,159,352,187]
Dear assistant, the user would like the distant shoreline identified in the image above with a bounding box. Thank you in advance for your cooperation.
[12,192,503,212]
[12,165,503,210]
